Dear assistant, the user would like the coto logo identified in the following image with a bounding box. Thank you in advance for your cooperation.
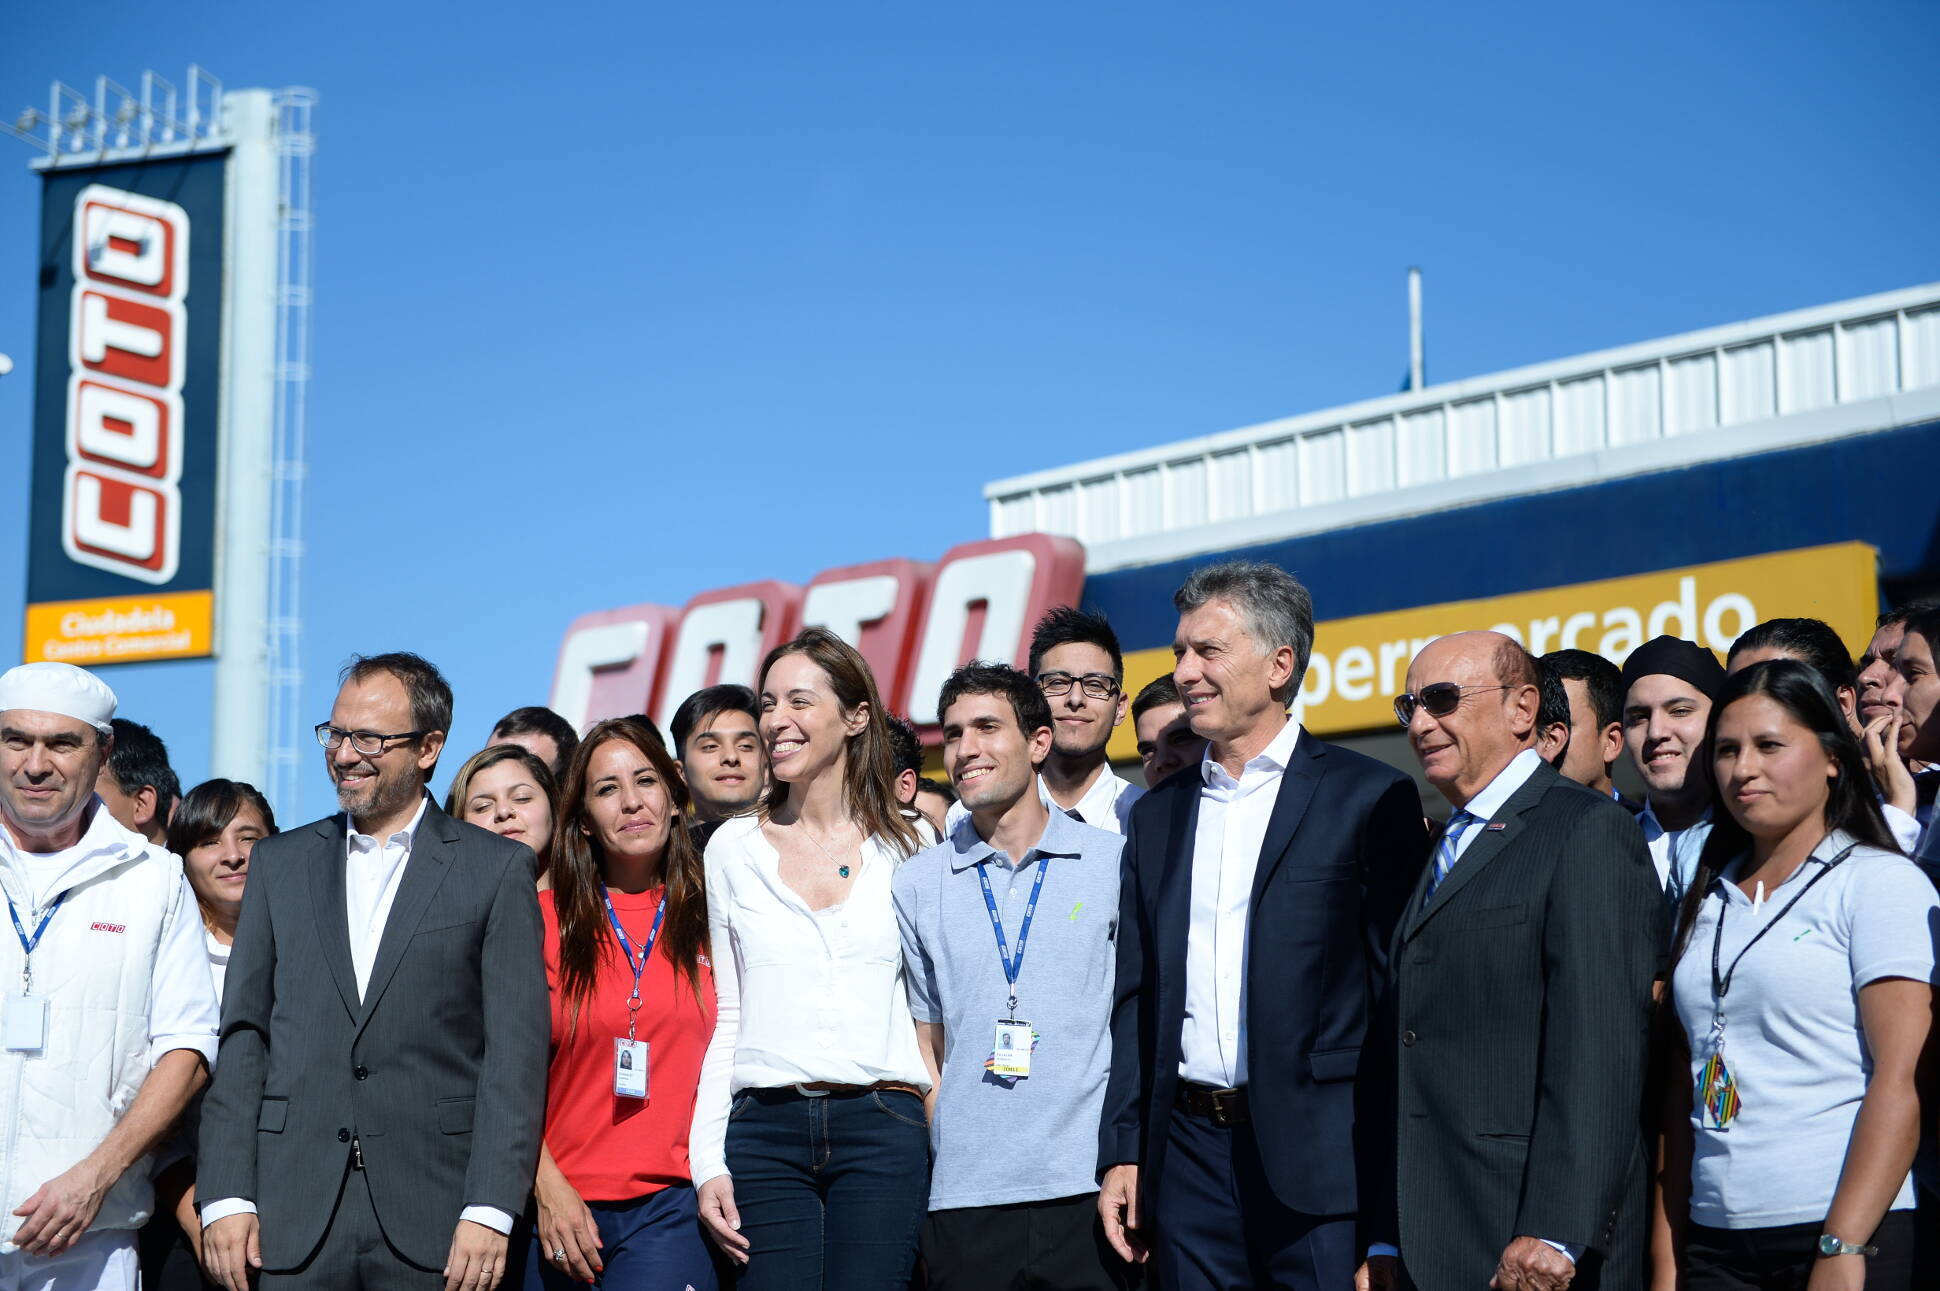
[550,535,1086,736]
[62,185,189,585]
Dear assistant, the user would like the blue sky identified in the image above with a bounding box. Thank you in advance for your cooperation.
[3,1,1937,821]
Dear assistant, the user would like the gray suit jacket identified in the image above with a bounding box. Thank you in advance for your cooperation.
[1372,762,1664,1291]
[197,799,548,1271]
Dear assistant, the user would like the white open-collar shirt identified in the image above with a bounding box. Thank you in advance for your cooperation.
[1179,715,1304,1089]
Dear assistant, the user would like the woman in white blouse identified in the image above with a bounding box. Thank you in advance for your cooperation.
[693,628,932,1290]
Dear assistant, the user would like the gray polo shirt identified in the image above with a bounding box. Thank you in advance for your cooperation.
[893,808,1124,1211]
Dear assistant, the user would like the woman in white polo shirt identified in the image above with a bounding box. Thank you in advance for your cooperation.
[1653,659,1936,1291]
[691,628,932,1290]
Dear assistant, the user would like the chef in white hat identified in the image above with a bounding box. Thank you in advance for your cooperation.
[0,661,219,1289]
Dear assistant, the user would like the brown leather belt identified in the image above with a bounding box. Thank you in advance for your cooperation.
[791,1080,926,1100]
[1177,1082,1250,1127]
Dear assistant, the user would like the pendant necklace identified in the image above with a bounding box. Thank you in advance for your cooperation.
[800,823,856,879]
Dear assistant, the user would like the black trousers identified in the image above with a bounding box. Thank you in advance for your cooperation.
[1684,1211,1915,1291]
[919,1193,1139,1291]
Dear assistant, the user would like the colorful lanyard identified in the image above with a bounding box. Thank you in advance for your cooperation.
[1709,842,1854,1012]
[7,892,64,994]
[976,857,1048,1016]
[600,884,666,1040]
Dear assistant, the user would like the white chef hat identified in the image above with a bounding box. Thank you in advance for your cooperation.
[0,662,118,736]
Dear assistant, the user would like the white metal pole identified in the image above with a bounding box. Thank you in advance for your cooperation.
[209,89,278,785]
[1408,266,1424,392]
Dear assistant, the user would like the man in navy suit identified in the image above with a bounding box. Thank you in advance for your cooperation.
[1098,562,1426,1291]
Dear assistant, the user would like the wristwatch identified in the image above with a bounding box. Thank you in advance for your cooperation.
[1817,1233,1878,1257]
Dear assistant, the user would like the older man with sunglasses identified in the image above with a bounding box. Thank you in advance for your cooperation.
[1361,632,1662,1291]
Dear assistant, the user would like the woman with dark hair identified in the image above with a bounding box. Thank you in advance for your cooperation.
[691,628,932,1289]
[525,717,717,1290]
[445,743,559,882]
[167,780,277,1009]
[1651,660,1936,1291]
[140,780,277,1290]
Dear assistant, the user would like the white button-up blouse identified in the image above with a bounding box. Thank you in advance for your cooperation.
[688,814,931,1186]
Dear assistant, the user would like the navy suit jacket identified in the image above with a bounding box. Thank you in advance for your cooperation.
[1099,726,1427,1222]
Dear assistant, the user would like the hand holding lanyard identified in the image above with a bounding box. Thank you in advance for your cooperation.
[3,892,64,1052]
[601,884,666,1099]
[977,858,1047,1080]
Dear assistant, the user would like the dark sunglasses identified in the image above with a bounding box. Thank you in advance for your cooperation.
[1392,683,1511,727]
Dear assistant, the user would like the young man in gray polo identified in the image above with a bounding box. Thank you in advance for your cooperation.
[894,662,1136,1290]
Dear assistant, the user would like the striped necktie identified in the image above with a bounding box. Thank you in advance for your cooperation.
[1426,810,1479,898]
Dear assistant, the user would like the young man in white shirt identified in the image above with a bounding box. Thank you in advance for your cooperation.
[1621,635,1725,906]
[1028,606,1144,832]
[0,662,219,1291]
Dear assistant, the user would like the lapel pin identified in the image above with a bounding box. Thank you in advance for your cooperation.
[1485,822,1507,831]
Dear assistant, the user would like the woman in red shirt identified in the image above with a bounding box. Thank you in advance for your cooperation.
[527,717,718,1289]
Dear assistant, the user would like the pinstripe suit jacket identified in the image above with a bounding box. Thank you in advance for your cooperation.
[197,799,549,1271]
[1373,760,1664,1291]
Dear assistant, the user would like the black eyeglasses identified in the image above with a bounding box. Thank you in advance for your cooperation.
[314,724,425,756]
[1392,683,1512,727]
[1037,672,1120,701]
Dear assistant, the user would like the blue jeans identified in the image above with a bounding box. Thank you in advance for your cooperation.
[523,1184,718,1291]
[724,1086,929,1291]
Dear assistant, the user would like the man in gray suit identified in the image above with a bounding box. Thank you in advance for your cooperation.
[198,653,548,1291]
[1363,632,1662,1291]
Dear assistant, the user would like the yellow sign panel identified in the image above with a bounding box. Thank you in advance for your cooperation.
[23,590,215,665]
[1108,542,1878,753]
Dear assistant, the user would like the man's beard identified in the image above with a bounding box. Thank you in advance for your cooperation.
[335,766,421,823]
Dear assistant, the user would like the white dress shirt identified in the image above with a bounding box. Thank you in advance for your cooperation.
[1638,801,1712,903]
[203,798,512,1236]
[1443,748,1544,866]
[945,768,1144,836]
[1178,716,1304,1089]
[346,798,427,998]
[689,814,932,1187]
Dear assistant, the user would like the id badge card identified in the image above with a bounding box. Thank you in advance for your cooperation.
[613,1038,648,1099]
[991,1019,1033,1079]
[1697,1050,1740,1131]
[2,995,47,1052]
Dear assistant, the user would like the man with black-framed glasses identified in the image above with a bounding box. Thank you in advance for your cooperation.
[943,608,1148,838]
[1028,606,1144,833]
[199,652,547,1291]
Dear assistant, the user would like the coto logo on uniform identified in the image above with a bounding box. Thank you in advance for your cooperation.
[62,185,190,585]
[550,535,1087,736]
[90,921,127,934]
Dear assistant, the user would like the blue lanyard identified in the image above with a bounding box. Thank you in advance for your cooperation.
[600,885,666,1040]
[976,857,1049,1016]
[7,892,64,992]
